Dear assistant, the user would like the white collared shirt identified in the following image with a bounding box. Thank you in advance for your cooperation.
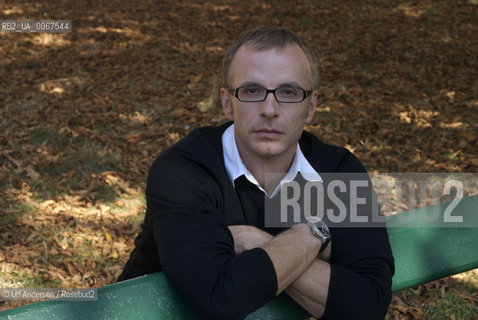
[222,124,322,198]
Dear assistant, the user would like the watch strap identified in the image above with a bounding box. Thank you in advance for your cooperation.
[319,237,330,253]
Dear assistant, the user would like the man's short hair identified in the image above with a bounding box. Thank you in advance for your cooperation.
[222,26,318,90]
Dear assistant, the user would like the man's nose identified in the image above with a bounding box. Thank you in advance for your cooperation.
[259,92,280,118]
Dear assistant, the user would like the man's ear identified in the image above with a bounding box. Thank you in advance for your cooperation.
[220,87,234,121]
[305,90,318,124]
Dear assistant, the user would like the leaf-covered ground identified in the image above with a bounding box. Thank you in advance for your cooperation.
[0,0,477,318]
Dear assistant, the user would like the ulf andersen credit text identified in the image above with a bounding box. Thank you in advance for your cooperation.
[0,288,97,301]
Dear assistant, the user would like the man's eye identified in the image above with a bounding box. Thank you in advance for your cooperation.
[241,87,262,95]
[278,88,300,97]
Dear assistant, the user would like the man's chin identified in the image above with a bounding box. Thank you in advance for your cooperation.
[252,144,286,159]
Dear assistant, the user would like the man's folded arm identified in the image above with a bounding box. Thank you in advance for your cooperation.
[230,225,393,320]
[285,254,393,320]
[151,202,278,319]
[321,259,393,320]
[145,154,279,319]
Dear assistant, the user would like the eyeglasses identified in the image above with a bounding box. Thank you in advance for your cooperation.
[228,85,312,103]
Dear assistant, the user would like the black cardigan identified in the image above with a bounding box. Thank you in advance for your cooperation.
[119,122,395,320]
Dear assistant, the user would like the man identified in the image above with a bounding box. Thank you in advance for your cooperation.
[119,26,394,319]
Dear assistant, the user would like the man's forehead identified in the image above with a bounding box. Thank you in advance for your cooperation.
[237,42,305,58]
[229,43,311,87]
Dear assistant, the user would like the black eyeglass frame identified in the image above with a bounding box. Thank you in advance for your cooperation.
[227,86,313,103]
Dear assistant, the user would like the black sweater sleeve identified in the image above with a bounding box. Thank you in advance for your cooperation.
[319,150,395,320]
[145,150,277,320]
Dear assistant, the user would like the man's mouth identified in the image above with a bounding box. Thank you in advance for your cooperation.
[254,128,283,138]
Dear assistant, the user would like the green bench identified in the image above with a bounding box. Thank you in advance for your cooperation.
[2,195,477,320]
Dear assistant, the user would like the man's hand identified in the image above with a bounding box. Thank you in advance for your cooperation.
[228,225,273,254]
[228,224,331,261]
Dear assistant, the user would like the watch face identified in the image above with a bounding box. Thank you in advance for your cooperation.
[306,216,330,238]
[318,224,330,235]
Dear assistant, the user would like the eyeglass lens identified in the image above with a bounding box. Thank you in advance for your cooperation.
[237,86,304,102]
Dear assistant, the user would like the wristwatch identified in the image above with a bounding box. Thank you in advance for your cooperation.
[306,216,331,253]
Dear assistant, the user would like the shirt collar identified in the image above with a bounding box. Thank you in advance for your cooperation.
[222,124,322,197]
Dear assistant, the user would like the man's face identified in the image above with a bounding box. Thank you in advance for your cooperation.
[221,43,317,163]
